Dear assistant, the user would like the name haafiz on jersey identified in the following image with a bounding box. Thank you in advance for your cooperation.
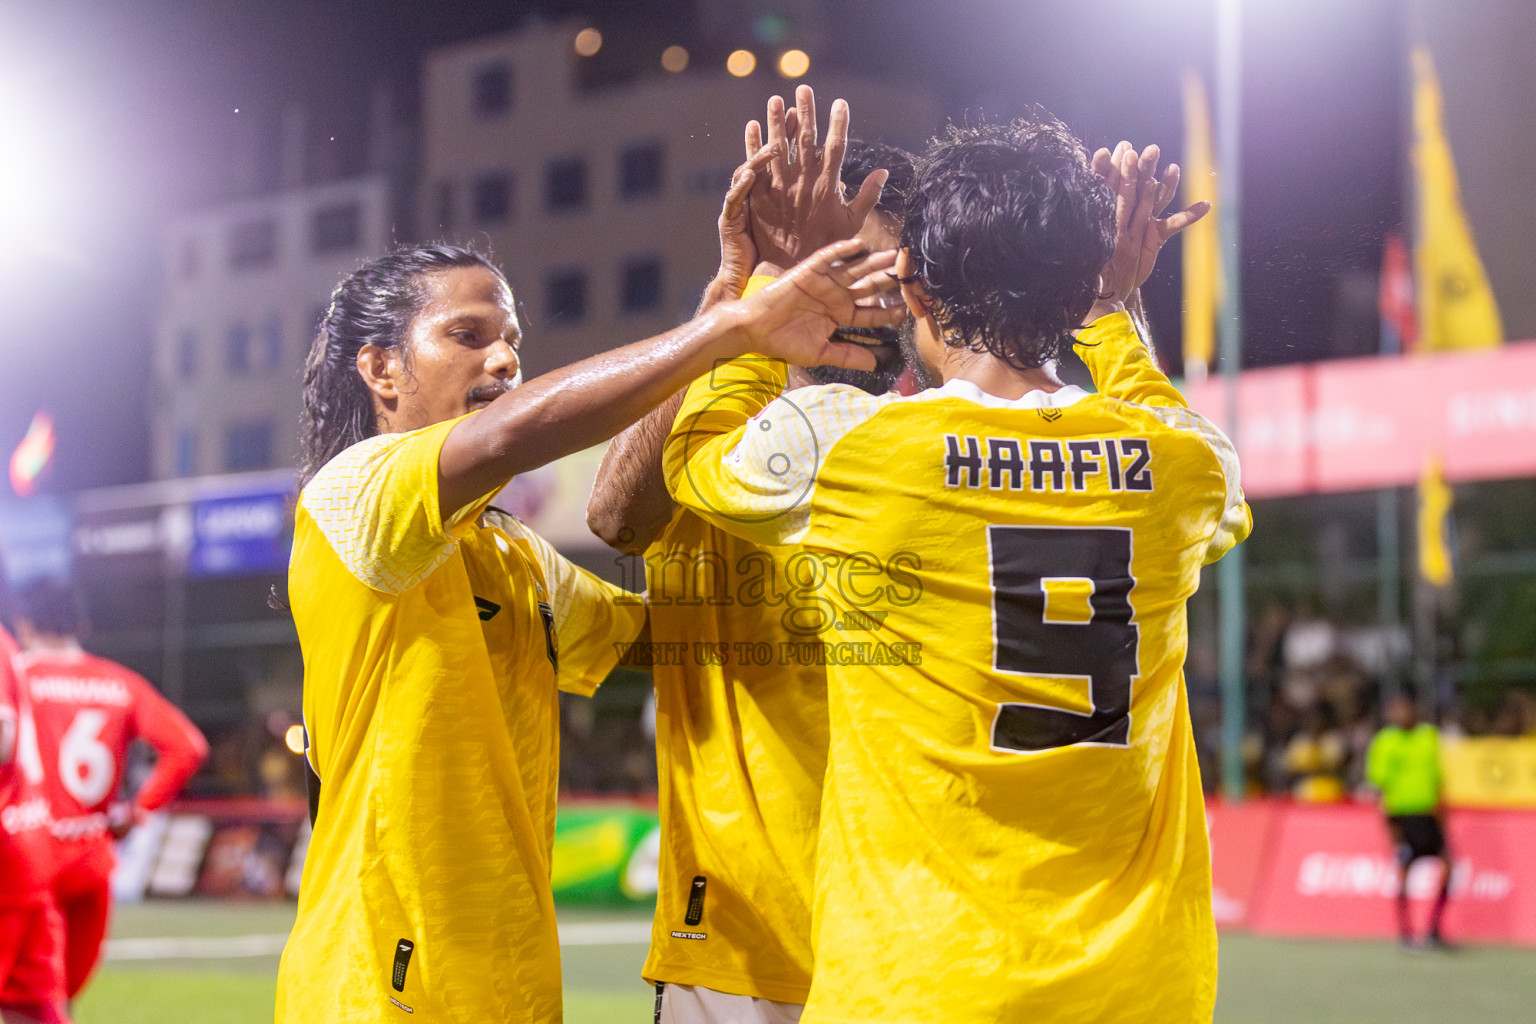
[943,434,1153,492]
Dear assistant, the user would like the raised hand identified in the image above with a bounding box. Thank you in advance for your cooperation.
[701,140,778,310]
[727,240,904,369]
[743,85,888,271]
[1091,141,1211,309]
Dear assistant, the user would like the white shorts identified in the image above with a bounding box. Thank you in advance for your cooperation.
[655,982,804,1024]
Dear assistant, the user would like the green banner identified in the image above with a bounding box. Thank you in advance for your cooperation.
[551,803,660,905]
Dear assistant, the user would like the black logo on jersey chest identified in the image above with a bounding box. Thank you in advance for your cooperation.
[474,597,501,621]
[538,600,558,673]
[1036,408,1063,422]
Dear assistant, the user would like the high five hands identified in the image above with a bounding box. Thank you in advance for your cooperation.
[744,85,888,273]
[1087,141,1211,321]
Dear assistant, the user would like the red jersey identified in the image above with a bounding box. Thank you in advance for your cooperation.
[13,647,207,849]
[0,627,52,902]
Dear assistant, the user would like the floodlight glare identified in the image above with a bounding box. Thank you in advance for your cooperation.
[574,28,603,57]
[661,45,690,73]
[778,50,810,78]
[726,50,758,77]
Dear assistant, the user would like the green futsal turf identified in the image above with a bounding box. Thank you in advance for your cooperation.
[74,901,1536,1024]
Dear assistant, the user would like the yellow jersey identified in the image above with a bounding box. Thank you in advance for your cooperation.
[640,509,829,1002]
[276,416,644,1024]
[664,311,1249,1023]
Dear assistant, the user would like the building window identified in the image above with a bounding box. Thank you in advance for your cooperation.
[260,314,283,369]
[175,429,197,478]
[620,258,663,313]
[546,268,587,324]
[472,172,513,224]
[619,144,664,200]
[686,165,736,196]
[472,62,512,118]
[226,323,252,373]
[225,421,273,472]
[436,181,455,230]
[228,218,277,270]
[311,202,361,253]
[177,330,197,378]
[545,158,587,212]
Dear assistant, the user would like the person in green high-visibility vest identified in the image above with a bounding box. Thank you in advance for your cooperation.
[1366,694,1453,948]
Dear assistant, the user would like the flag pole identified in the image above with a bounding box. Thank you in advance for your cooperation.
[1216,0,1247,802]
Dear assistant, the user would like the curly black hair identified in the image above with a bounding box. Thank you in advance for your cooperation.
[299,244,505,487]
[841,138,917,216]
[900,114,1114,370]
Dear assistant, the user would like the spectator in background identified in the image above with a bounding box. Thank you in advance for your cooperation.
[12,578,209,1000]
[1366,694,1452,949]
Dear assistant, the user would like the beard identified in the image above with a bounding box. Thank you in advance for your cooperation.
[895,316,938,392]
[807,319,914,395]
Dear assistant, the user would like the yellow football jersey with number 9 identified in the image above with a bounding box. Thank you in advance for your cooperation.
[664,310,1248,1024]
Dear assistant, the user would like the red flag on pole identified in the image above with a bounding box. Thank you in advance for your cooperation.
[1379,232,1417,354]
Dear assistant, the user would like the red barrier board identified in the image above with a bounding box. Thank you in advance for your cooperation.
[1207,800,1280,928]
[1240,803,1536,945]
[1180,341,1536,497]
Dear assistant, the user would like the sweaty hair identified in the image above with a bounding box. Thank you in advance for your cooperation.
[900,114,1114,369]
[841,138,917,217]
[300,244,506,487]
[18,577,86,638]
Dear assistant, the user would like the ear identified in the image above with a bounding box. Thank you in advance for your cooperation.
[356,344,405,403]
[895,249,934,318]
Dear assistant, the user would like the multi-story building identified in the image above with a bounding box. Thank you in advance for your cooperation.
[149,174,392,480]
[420,20,939,377]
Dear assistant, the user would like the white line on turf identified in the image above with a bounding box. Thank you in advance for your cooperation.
[103,920,654,961]
[105,934,290,960]
[557,920,653,946]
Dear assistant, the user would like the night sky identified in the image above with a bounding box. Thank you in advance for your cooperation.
[2,0,1401,492]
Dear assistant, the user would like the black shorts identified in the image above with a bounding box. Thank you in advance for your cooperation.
[1388,814,1446,866]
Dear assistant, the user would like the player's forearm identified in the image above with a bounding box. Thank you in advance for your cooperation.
[135,724,209,811]
[441,307,751,516]
[1125,289,1158,368]
[1073,307,1188,409]
[584,271,755,553]
[586,391,684,555]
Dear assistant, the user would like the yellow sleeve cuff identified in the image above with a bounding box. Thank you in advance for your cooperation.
[743,274,778,298]
[1076,309,1137,344]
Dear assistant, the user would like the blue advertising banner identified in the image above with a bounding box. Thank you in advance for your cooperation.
[189,491,292,577]
[0,497,73,586]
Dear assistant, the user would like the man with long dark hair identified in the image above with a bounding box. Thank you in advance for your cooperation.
[274,117,902,1022]
[666,114,1246,1021]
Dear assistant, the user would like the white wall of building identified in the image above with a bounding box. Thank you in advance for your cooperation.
[151,177,391,479]
[420,21,940,377]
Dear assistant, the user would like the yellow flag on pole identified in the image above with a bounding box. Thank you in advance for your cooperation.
[1181,69,1219,381]
[1417,453,1454,587]
[1412,47,1502,352]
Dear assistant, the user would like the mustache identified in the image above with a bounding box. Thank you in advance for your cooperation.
[467,380,515,404]
[830,325,901,347]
